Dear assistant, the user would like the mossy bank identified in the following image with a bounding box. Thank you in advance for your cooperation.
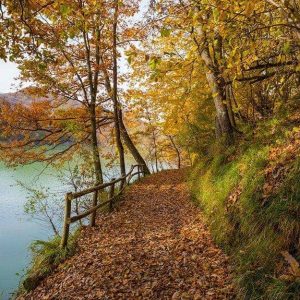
[189,116,300,300]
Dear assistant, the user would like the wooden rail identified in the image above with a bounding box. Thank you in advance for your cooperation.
[60,164,145,248]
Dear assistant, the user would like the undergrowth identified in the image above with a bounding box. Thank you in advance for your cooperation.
[16,229,80,296]
[15,179,138,297]
[189,117,300,300]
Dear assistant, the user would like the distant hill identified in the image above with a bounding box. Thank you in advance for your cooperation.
[0,91,41,105]
[0,91,82,108]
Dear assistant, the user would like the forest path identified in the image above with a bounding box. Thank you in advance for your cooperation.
[22,169,235,300]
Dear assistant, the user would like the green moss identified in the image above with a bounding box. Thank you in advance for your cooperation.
[189,130,300,299]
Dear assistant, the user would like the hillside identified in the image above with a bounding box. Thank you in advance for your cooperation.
[190,114,300,299]
[0,91,39,105]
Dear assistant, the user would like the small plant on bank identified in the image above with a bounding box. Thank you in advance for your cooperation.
[18,229,80,294]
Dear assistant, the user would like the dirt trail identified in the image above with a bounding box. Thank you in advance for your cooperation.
[21,169,234,300]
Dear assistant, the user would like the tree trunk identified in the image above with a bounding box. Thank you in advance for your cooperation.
[100,38,150,174]
[113,0,126,185]
[215,116,222,139]
[102,71,150,174]
[90,108,103,184]
[81,18,104,227]
[89,104,103,227]
[168,135,181,169]
[119,119,151,175]
[206,71,233,142]
[193,25,234,144]
[151,128,159,172]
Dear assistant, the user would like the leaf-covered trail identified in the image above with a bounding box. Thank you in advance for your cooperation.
[21,169,235,300]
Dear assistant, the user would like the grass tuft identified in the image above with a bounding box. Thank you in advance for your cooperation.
[17,229,80,295]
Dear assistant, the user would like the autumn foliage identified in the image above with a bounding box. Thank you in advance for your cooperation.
[0,0,300,299]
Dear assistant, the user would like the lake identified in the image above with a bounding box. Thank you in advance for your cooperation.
[0,163,69,299]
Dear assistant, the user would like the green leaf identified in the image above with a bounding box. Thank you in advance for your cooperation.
[60,4,70,16]
[38,63,47,71]
[161,27,171,37]
[149,57,161,70]
[213,9,219,22]
[283,42,290,54]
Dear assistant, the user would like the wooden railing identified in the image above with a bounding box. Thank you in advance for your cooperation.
[60,164,145,248]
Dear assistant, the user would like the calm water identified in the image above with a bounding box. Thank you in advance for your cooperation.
[0,163,68,300]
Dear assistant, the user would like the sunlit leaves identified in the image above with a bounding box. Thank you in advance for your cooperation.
[149,57,161,70]
[59,4,71,16]
[160,27,171,37]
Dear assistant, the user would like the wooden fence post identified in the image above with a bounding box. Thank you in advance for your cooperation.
[109,179,116,211]
[60,166,143,244]
[60,192,72,248]
[90,190,98,227]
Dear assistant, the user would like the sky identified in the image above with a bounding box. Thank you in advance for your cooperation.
[0,61,20,93]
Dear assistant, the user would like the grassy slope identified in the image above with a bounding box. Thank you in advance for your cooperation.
[189,115,300,299]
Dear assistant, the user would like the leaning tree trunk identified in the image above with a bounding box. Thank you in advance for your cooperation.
[100,42,150,174]
[168,135,181,169]
[119,118,151,175]
[102,71,150,175]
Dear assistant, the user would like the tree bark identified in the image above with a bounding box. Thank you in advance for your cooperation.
[206,71,233,141]
[168,135,181,169]
[112,0,126,184]
[82,21,104,226]
[100,1,150,177]
[90,106,103,185]
[153,130,159,173]
[226,85,237,128]
[99,9,150,176]
[193,25,234,144]
[119,119,151,175]
[82,19,103,226]
[89,103,103,226]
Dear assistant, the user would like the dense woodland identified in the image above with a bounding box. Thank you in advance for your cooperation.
[0,0,300,299]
